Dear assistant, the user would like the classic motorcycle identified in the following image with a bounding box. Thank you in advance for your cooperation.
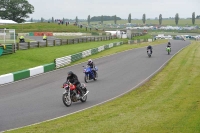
[62,81,89,107]
[83,65,98,83]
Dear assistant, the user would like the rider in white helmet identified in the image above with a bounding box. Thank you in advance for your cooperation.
[87,59,96,76]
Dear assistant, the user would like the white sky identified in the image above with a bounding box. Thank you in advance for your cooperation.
[27,0,200,20]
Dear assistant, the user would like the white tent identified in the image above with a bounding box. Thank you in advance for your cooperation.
[0,20,17,24]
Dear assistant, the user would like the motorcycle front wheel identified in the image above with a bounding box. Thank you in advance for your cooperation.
[84,75,88,83]
[62,93,72,107]
[80,94,87,102]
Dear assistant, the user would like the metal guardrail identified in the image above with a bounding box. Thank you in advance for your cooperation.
[16,36,116,50]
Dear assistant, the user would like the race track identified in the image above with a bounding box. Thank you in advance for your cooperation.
[0,40,190,131]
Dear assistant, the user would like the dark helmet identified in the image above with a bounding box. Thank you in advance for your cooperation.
[168,42,170,44]
[68,71,73,77]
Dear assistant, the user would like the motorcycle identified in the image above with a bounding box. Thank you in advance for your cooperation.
[147,49,152,57]
[19,38,25,43]
[166,47,171,55]
[83,65,98,83]
[62,81,89,107]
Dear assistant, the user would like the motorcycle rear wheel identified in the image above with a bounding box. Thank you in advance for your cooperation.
[62,93,72,107]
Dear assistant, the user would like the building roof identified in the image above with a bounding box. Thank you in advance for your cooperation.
[0,20,17,24]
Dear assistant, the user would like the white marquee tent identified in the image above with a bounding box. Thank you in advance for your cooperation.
[0,20,17,24]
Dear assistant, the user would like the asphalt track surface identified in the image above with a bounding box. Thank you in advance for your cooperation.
[0,40,190,131]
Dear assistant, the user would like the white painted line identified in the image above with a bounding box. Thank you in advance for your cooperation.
[4,43,189,132]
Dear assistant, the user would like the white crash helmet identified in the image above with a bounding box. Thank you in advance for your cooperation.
[88,59,93,63]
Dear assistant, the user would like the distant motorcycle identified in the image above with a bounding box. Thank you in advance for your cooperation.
[62,81,89,107]
[147,49,152,57]
[83,65,98,83]
[19,38,25,43]
[166,47,171,55]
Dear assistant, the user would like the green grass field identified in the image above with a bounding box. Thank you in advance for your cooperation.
[5,41,200,133]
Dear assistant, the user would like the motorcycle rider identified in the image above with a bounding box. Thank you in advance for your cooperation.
[87,59,96,77]
[147,45,153,54]
[66,71,83,98]
[19,35,25,42]
[167,41,171,51]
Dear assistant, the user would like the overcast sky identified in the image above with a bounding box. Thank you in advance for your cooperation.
[27,0,200,20]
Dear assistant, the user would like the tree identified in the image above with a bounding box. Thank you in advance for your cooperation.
[41,17,44,22]
[175,13,179,25]
[30,18,33,22]
[90,16,121,21]
[114,15,117,24]
[142,14,146,24]
[0,0,34,23]
[52,17,54,23]
[87,15,90,25]
[128,13,131,23]
[159,14,162,25]
[75,16,78,24]
[101,15,103,24]
[63,18,65,23]
[192,12,195,25]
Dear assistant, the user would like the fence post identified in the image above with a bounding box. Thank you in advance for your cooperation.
[61,39,62,45]
[17,43,19,50]
[46,40,48,47]
[28,42,30,49]
[37,41,39,48]
[12,44,15,53]
[77,38,79,43]
[73,39,74,44]
[53,40,56,46]
[66,39,68,44]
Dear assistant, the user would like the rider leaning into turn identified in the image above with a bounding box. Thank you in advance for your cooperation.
[66,71,83,97]
[147,45,153,54]
[87,59,96,76]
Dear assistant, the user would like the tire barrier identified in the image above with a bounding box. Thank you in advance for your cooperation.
[55,41,123,69]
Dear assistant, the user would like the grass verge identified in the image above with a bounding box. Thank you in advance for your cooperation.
[0,39,166,75]
[4,41,200,133]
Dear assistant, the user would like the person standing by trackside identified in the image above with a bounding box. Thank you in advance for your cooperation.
[43,34,47,41]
